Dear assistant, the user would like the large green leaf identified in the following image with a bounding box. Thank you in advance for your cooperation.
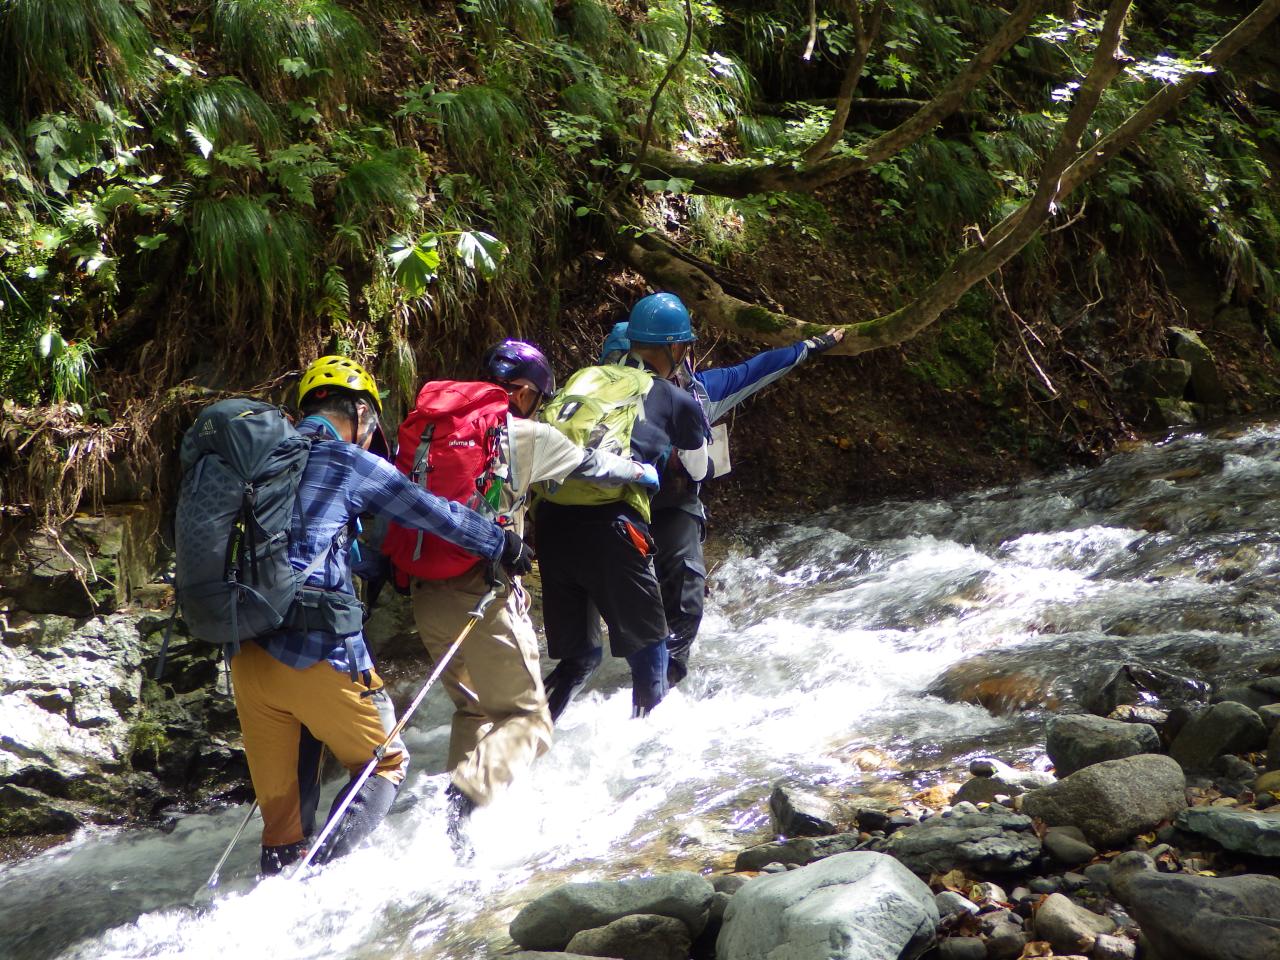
[455,230,506,280]
[388,235,441,297]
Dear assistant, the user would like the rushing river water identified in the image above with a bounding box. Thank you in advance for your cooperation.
[5,422,1280,960]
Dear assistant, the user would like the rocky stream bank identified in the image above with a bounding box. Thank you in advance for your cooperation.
[504,683,1280,960]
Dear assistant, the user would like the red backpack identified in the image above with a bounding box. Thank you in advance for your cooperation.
[383,380,510,584]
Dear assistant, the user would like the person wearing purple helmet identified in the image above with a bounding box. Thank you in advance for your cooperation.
[408,339,659,855]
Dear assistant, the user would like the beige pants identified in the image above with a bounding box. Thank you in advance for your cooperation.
[411,567,552,806]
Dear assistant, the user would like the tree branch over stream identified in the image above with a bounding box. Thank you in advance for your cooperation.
[623,0,1280,356]
[638,0,1051,197]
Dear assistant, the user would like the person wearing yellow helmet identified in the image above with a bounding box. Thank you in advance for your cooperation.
[226,354,534,875]
[296,355,392,460]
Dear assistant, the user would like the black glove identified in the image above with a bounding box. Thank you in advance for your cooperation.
[803,331,840,354]
[499,526,534,577]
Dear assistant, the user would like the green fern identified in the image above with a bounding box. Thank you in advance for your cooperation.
[186,194,317,340]
[163,77,281,151]
[209,0,372,104]
[466,0,554,43]
[432,85,532,170]
[0,0,155,116]
[565,0,617,48]
[334,147,423,252]
[265,142,338,208]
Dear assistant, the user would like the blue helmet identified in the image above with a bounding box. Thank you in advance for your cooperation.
[599,321,630,362]
[627,293,695,344]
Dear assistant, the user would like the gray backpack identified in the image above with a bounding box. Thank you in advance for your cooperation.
[159,399,365,680]
[173,398,314,654]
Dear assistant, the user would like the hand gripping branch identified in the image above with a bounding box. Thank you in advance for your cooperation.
[291,574,501,879]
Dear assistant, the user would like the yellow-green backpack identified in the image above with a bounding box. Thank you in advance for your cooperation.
[538,364,654,520]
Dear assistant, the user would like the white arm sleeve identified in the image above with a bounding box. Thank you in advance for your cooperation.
[678,442,710,483]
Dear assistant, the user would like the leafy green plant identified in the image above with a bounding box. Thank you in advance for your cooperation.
[0,0,155,116]
[333,147,422,253]
[208,0,371,105]
[388,229,507,298]
[185,195,316,340]
[162,77,281,151]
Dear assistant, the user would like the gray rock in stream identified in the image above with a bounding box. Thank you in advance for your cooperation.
[1170,701,1268,772]
[509,872,713,951]
[1046,714,1160,777]
[565,914,690,960]
[883,809,1041,875]
[1168,326,1227,406]
[1109,852,1280,959]
[716,852,937,960]
[1175,806,1280,858]
[769,779,840,837]
[735,831,861,871]
[1020,754,1186,848]
[1269,721,1280,770]
[1032,893,1116,954]
[1042,825,1097,866]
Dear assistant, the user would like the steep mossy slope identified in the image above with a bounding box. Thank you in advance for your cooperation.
[1,0,1279,528]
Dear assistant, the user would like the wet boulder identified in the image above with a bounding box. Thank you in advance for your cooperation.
[509,872,713,952]
[1020,754,1186,848]
[1270,722,1280,770]
[1032,893,1116,954]
[1046,714,1160,777]
[565,914,690,960]
[883,808,1041,876]
[716,852,937,960]
[1083,663,1210,717]
[926,659,1062,715]
[1257,703,1280,732]
[1169,701,1268,773]
[0,613,147,832]
[1175,807,1280,859]
[1150,398,1197,429]
[1110,852,1280,959]
[769,779,840,837]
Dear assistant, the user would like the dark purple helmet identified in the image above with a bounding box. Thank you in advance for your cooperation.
[483,339,556,397]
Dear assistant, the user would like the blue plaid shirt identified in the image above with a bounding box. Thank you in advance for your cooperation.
[254,417,504,675]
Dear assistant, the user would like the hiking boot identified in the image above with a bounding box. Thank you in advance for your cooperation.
[544,648,603,722]
[445,783,477,864]
[260,841,308,876]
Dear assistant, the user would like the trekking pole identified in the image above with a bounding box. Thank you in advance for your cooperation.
[291,577,501,879]
[197,800,258,897]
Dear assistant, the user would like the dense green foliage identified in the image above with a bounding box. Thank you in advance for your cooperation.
[0,0,1277,477]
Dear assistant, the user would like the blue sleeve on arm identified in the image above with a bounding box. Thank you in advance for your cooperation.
[697,342,808,423]
[346,449,504,560]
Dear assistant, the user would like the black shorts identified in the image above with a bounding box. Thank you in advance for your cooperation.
[534,501,669,660]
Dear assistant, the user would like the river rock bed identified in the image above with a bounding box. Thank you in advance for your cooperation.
[504,696,1280,960]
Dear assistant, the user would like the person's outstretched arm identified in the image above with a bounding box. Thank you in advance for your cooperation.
[697,329,844,423]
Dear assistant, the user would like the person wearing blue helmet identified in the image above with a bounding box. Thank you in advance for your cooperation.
[599,295,844,686]
[537,293,710,721]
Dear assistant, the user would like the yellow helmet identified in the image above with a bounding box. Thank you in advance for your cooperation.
[297,355,382,413]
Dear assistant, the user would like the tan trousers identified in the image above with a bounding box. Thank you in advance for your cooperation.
[230,641,408,847]
[411,567,552,806]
